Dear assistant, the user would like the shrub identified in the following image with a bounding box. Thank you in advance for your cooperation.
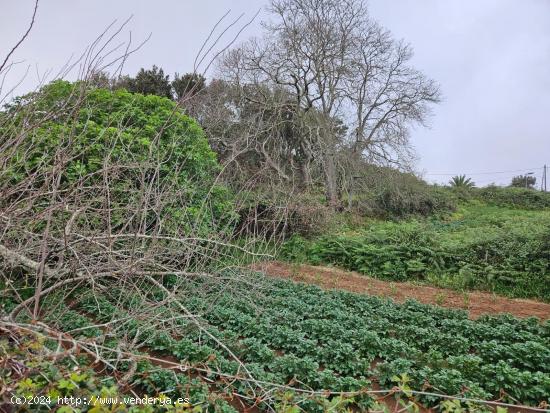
[1,80,236,235]
[235,191,333,238]
[473,186,550,209]
[351,167,456,218]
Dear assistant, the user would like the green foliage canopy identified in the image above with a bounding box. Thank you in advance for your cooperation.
[172,72,206,100]
[1,80,236,235]
[474,186,550,209]
[115,65,172,98]
[510,174,536,189]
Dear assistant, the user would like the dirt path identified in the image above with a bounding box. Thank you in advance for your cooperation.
[254,261,550,321]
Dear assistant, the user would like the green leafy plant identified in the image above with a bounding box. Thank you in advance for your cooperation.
[282,203,550,300]
[449,175,475,189]
[3,80,237,236]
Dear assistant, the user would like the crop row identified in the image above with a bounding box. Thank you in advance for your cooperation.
[65,272,550,410]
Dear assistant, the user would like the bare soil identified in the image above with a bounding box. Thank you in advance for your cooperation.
[253,261,550,321]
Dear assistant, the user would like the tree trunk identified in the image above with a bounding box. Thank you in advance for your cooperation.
[323,152,340,209]
[297,138,313,189]
[300,163,311,187]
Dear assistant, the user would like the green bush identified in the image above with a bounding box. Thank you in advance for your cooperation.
[1,80,236,235]
[473,186,550,209]
[351,167,456,218]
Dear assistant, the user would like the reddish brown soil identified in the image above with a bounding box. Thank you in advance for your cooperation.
[254,261,550,321]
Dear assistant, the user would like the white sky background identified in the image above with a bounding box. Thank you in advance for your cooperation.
[2,0,550,187]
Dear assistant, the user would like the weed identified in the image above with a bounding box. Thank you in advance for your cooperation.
[462,292,470,308]
[435,292,447,306]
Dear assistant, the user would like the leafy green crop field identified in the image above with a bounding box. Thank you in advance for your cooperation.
[15,271,547,412]
[282,202,550,301]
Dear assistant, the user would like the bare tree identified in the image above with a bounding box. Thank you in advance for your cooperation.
[347,24,440,163]
[0,0,38,75]
[184,79,305,189]
[217,0,440,208]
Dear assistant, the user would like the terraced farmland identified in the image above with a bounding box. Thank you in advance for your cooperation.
[15,271,547,412]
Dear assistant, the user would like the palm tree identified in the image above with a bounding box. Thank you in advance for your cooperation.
[449,175,475,188]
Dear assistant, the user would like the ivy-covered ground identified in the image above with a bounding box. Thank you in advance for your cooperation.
[4,271,548,412]
[281,202,550,301]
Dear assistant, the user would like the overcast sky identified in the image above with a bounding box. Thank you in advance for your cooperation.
[3,0,550,186]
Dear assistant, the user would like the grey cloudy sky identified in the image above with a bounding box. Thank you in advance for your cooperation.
[3,0,550,186]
